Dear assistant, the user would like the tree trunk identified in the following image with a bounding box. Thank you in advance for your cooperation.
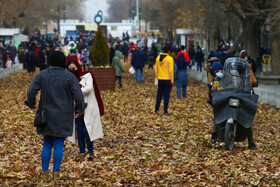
[242,18,259,60]
[210,30,216,51]
[270,25,280,75]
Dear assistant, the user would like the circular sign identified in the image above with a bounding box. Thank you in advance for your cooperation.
[94,14,103,26]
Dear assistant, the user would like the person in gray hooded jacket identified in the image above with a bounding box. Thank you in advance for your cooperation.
[26,51,85,175]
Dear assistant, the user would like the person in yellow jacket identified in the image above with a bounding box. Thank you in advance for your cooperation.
[154,45,174,115]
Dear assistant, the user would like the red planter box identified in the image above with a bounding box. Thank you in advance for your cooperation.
[88,68,116,91]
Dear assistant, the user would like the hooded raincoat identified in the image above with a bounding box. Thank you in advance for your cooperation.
[112,50,125,76]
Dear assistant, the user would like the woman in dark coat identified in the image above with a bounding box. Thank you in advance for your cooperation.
[131,48,146,82]
[174,53,190,98]
[26,51,85,174]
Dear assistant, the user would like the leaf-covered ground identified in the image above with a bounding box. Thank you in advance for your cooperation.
[0,62,279,186]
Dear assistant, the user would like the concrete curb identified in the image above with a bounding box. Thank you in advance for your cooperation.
[0,63,23,80]
[276,93,280,108]
[188,68,280,109]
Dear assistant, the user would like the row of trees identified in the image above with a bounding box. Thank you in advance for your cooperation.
[0,0,83,36]
[107,0,280,74]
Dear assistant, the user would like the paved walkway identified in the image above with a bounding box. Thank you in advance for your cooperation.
[187,66,280,109]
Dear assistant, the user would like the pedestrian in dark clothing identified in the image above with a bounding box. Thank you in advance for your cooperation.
[188,45,196,65]
[126,31,130,41]
[38,47,47,71]
[26,51,85,176]
[174,53,190,98]
[147,46,156,69]
[25,50,39,73]
[195,46,204,72]
[46,45,52,68]
[131,48,146,82]
[248,57,257,75]
[18,45,26,66]
[109,45,115,66]
[122,32,126,41]
[0,48,3,68]
[8,43,17,64]
[177,45,190,63]
[122,42,129,62]
[213,49,224,64]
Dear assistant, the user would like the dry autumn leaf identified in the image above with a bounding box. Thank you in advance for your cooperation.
[0,60,279,186]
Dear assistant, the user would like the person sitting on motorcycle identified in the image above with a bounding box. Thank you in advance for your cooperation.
[208,61,224,144]
[210,60,258,150]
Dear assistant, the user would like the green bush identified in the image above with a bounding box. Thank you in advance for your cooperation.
[91,27,109,66]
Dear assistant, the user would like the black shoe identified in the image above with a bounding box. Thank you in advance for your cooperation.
[164,112,168,116]
[210,132,217,144]
[248,143,257,150]
[87,153,94,161]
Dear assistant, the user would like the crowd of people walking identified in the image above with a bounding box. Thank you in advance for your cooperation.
[15,30,262,181]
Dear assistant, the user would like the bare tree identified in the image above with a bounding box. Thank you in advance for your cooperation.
[106,0,130,22]
[0,0,83,36]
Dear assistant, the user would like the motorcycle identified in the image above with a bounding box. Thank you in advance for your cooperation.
[212,57,259,150]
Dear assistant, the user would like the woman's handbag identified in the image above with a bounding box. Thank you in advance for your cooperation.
[34,70,49,128]
[34,107,47,128]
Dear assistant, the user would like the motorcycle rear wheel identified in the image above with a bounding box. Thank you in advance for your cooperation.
[225,121,236,150]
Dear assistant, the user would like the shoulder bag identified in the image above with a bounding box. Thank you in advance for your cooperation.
[34,70,49,128]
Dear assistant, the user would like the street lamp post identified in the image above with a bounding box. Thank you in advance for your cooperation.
[136,0,139,39]
[63,2,66,23]
[228,10,231,46]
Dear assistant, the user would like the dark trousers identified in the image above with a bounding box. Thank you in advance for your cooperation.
[76,117,93,153]
[27,62,36,73]
[115,76,122,87]
[124,55,128,62]
[155,80,172,113]
[248,126,255,144]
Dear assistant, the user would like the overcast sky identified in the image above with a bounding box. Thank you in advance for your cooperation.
[82,0,109,21]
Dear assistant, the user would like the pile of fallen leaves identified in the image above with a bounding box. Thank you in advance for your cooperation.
[0,62,279,186]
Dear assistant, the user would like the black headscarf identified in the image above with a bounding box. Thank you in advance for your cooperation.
[50,51,66,68]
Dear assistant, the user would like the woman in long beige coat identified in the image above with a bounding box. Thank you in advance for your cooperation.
[67,59,104,160]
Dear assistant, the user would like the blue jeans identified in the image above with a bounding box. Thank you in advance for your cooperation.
[41,136,65,172]
[115,76,122,87]
[177,86,187,98]
[155,80,172,113]
[76,117,93,153]
[135,68,143,82]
